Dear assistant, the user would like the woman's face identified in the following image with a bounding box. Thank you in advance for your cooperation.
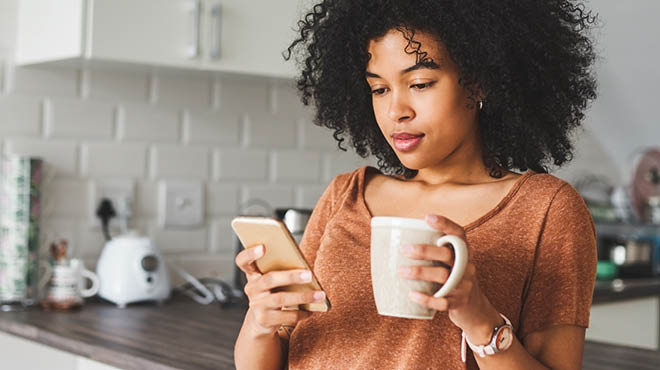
[366,29,481,172]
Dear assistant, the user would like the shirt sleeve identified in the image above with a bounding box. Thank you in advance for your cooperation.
[518,182,597,339]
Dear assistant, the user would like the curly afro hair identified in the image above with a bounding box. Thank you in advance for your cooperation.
[284,0,598,179]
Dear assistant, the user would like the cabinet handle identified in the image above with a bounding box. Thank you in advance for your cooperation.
[186,0,202,59]
[210,3,222,60]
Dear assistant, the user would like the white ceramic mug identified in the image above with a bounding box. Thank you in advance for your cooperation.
[46,259,100,303]
[370,216,468,319]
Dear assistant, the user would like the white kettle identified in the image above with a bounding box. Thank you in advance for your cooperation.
[96,231,171,308]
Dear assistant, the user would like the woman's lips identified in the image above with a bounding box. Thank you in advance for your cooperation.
[392,134,424,152]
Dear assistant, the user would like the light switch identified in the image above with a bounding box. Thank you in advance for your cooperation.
[158,180,204,228]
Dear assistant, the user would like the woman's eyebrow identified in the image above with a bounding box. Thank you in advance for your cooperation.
[365,61,440,78]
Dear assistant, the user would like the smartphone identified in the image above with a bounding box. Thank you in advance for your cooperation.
[230,216,330,312]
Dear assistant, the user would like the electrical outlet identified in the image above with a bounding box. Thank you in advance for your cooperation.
[88,179,135,229]
[158,180,204,228]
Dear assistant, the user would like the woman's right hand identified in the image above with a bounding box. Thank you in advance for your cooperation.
[235,244,326,337]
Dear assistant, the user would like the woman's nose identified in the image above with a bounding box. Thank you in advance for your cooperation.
[387,92,415,122]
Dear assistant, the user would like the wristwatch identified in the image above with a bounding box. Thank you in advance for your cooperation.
[461,313,514,362]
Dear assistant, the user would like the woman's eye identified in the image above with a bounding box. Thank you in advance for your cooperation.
[371,88,387,95]
[411,82,435,90]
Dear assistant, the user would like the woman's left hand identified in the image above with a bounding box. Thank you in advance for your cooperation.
[397,214,503,343]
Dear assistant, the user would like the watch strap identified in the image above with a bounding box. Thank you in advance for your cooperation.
[460,313,513,362]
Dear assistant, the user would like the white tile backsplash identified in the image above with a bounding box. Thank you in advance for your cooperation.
[152,145,210,179]
[5,137,78,176]
[241,184,295,210]
[82,142,147,177]
[122,103,180,142]
[88,69,149,103]
[50,98,115,139]
[187,109,241,146]
[157,73,212,109]
[0,58,371,279]
[245,111,297,148]
[206,182,240,216]
[0,94,42,136]
[12,65,79,97]
[271,150,322,183]
[215,148,269,180]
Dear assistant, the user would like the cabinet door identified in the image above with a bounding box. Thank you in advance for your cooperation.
[201,0,304,78]
[90,0,202,69]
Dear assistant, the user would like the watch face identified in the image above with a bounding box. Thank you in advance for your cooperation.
[495,326,514,351]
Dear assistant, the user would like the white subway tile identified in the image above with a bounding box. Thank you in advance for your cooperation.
[0,95,42,136]
[88,69,149,103]
[166,253,235,284]
[122,103,180,142]
[152,145,209,179]
[323,150,376,181]
[299,116,339,150]
[244,112,297,148]
[218,77,269,114]
[50,98,115,139]
[241,185,294,210]
[188,109,241,145]
[83,142,147,177]
[296,185,326,209]
[216,149,268,180]
[206,183,239,216]
[5,138,78,176]
[157,73,212,109]
[153,225,208,254]
[45,178,88,217]
[136,180,158,217]
[273,81,312,116]
[209,218,235,254]
[12,66,78,97]
[271,150,322,183]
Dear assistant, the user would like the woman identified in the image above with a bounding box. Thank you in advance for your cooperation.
[235,1,598,369]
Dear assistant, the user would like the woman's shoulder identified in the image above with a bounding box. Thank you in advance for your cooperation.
[517,171,590,218]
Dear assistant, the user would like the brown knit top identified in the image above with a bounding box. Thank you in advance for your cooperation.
[287,166,597,370]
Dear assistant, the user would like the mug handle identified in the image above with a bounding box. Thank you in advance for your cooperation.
[432,235,468,298]
[38,261,52,290]
[80,268,100,298]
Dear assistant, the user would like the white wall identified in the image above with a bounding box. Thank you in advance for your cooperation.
[554,0,660,185]
[1,1,657,283]
[0,0,374,284]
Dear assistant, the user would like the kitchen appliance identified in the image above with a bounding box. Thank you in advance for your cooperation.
[96,232,170,308]
[95,197,170,308]
[598,234,660,278]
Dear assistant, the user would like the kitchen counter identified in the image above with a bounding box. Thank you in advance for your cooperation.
[593,277,660,304]
[1,294,659,370]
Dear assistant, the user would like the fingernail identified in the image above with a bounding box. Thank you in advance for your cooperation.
[253,245,264,257]
[313,291,325,301]
[426,214,439,223]
[398,266,412,276]
[400,244,414,255]
[300,271,312,282]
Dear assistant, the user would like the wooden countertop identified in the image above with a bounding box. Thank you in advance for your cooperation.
[0,294,659,370]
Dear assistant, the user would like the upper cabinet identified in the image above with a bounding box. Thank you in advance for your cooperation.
[15,0,306,79]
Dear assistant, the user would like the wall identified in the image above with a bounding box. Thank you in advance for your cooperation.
[0,0,375,284]
[1,1,658,285]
